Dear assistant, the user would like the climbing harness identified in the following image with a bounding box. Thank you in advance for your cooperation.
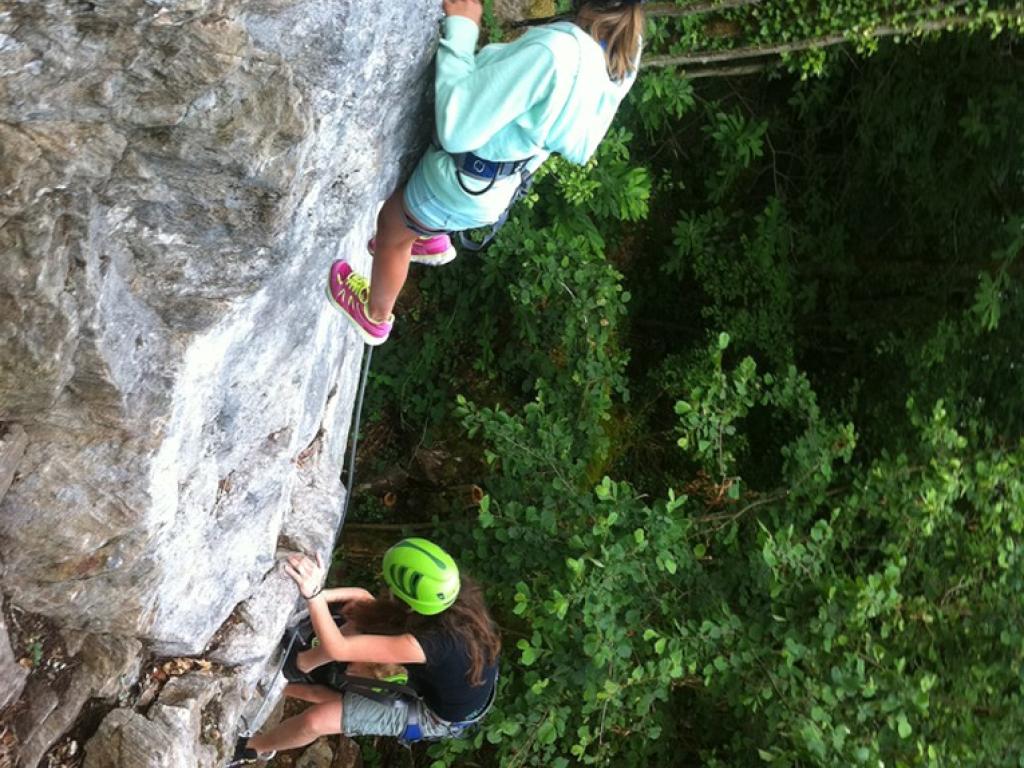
[319,660,498,746]
[453,152,532,197]
[435,137,536,252]
[457,167,535,253]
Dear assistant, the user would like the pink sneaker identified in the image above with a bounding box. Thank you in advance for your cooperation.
[325,261,393,346]
[367,234,458,266]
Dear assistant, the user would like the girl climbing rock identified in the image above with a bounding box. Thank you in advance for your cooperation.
[228,538,500,765]
[328,0,645,345]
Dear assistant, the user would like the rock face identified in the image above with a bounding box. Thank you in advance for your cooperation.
[0,0,439,764]
[15,634,143,768]
[83,672,247,768]
[0,426,30,710]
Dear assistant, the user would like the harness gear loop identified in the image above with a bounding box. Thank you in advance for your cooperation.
[452,152,532,198]
[458,167,535,252]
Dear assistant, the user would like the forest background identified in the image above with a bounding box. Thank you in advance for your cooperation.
[333,1,1024,766]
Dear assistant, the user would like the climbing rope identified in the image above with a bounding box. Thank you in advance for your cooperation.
[242,343,374,735]
[341,345,373,534]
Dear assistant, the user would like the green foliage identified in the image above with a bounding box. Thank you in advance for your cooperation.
[633,68,696,133]
[702,109,768,202]
[972,217,1024,332]
[641,0,1024,78]
[359,21,1024,768]
[428,340,1023,767]
[368,128,645,468]
[667,198,796,365]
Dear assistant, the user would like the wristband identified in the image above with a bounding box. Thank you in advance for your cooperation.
[303,585,323,600]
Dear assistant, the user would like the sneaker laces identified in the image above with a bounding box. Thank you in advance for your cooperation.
[344,272,371,305]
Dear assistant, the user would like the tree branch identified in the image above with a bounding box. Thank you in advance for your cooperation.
[642,14,992,69]
[684,62,771,79]
[342,521,438,531]
[645,0,762,18]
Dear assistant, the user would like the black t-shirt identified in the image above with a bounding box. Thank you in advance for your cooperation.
[408,630,499,722]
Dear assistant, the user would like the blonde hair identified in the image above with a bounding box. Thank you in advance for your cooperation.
[576,2,644,81]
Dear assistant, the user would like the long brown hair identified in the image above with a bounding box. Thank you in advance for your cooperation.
[576,2,645,81]
[343,576,501,687]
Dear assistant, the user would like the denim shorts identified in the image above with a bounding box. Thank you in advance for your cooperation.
[402,147,522,234]
[342,692,459,739]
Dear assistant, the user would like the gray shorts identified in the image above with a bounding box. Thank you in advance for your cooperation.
[342,692,460,739]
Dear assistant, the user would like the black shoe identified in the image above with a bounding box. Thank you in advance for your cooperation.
[280,632,314,684]
[225,737,262,767]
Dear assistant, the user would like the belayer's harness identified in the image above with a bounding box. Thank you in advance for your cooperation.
[323,664,499,746]
[277,609,498,746]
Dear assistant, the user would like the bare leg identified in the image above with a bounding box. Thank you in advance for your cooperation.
[247,698,343,753]
[297,621,361,673]
[284,682,338,704]
[368,187,419,322]
[296,645,333,673]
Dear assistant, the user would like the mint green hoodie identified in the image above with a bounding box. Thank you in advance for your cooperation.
[436,16,638,165]
[407,16,638,226]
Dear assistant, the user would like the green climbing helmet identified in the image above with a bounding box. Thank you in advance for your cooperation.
[382,538,461,616]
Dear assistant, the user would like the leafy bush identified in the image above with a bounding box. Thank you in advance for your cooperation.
[354,22,1024,768]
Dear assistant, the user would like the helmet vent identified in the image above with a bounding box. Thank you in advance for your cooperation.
[390,564,416,599]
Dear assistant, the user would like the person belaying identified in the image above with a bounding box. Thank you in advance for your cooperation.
[228,538,500,765]
[327,0,645,345]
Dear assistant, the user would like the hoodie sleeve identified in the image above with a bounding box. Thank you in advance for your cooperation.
[435,16,560,155]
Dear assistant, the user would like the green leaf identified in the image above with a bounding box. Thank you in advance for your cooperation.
[518,642,537,666]
[537,719,557,745]
[478,496,494,528]
[897,714,912,739]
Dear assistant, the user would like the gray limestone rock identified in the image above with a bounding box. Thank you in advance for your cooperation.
[0,425,28,503]
[296,739,336,768]
[0,595,28,711]
[15,633,142,768]
[83,671,246,768]
[331,736,362,768]
[0,427,29,709]
[1,0,441,763]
